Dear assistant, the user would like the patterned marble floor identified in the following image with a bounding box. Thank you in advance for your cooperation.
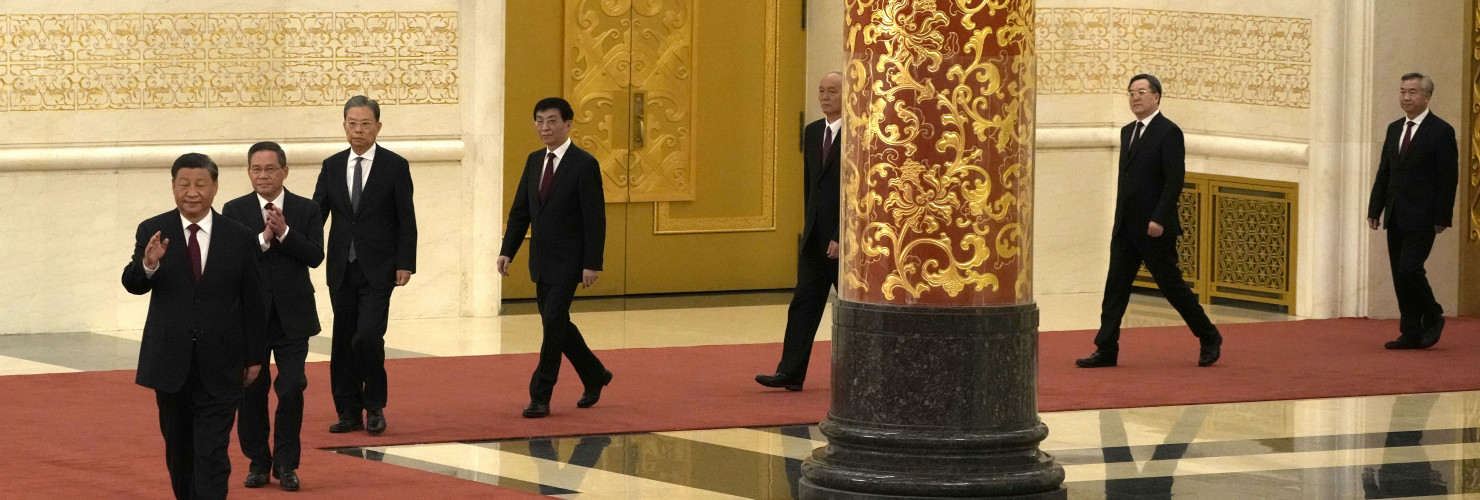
[8,291,1474,498]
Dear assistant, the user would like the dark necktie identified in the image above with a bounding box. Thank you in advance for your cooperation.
[187,223,202,282]
[351,157,364,209]
[350,157,363,262]
[1130,121,1145,149]
[264,202,278,249]
[539,152,556,203]
[821,126,833,164]
[1400,120,1415,157]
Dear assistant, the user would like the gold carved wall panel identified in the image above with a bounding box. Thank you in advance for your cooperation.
[565,0,695,202]
[0,12,457,111]
[1135,174,1297,312]
[1036,8,1311,108]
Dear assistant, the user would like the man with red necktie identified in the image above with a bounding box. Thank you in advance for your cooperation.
[756,71,844,391]
[497,97,612,419]
[223,141,324,491]
[122,153,266,499]
[1368,72,1459,350]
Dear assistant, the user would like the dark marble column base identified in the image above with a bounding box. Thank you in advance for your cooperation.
[800,478,1066,500]
[801,300,1063,499]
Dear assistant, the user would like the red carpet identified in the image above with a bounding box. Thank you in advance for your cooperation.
[2,316,1478,498]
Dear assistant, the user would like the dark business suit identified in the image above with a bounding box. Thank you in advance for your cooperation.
[774,119,840,381]
[313,145,416,419]
[222,190,323,473]
[499,142,608,404]
[122,210,265,500]
[1367,112,1458,340]
[1094,112,1220,353]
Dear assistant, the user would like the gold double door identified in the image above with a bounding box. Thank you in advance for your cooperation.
[501,0,805,299]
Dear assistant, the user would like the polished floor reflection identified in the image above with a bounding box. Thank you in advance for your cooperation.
[337,391,1480,499]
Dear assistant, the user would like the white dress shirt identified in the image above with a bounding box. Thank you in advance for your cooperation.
[144,213,212,278]
[256,190,289,251]
[346,144,378,197]
[1129,109,1160,146]
[1401,108,1430,139]
[540,138,573,186]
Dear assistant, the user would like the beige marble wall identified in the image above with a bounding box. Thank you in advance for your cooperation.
[1364,0,1467,320]
[0,0,504,334]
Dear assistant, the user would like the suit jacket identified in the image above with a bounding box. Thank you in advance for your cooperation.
[313,145,417,290]
[1367,113,1459,230]
[1111,112,1186,239]
[222,189,324,340]
[499,144,606,284]
[122,210,266,398]
[800,119,841,255]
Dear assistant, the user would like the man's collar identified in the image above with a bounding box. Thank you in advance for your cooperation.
[1406,108,1430,125]
[180,211,214,233]
[1135,109,1161,127]
[548,138,573,158]
[351,143,379,161]
[256,189,285,208]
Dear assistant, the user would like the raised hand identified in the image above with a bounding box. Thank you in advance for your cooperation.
[143,231,169,269]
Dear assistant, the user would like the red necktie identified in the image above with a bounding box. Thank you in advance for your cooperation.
[538,152,556,203]
[187,223,202,282]
[821,126,833,164]
[264,202,278,249]
[1399,120,1415,157]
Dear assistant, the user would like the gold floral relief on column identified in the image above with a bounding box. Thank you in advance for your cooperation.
[841,0,1035,306]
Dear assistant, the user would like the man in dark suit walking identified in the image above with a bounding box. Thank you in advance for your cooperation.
[1076,74,1223,369]
[756,72,843,391]
[224,141,323,491]
[1368,72,1459,350]
[497,97,612,419]
[122,153,266,499]
[314,96,417,435]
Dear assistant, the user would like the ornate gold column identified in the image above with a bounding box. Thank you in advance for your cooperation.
[801,1,1063,498]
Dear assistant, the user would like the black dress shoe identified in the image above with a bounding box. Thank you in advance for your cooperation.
[755,372,803,391]
[523,402,550,418]
[1075,351,1117,368]
[273,466,300,492]
[244,470,269,488]
[1385,336,1422,349]
[328,416,363,433]
[577,370,613,408]
[1198,344,1221,367]
[1418,316,1444,348]
[366,409,386,435]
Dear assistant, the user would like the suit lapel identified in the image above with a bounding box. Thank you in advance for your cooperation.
[1399,115,1437,167]
[811,124,836,187]
[542,147,583,209]
[354,146,383,217]
[1127,115,1158,162]
[198,212,227,288]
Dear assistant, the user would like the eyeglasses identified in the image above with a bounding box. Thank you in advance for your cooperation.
[249,166,283,175]
[1126,89,1154,97]
[344,121,377,130]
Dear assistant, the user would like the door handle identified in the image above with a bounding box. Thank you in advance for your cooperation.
[632,91,646,149]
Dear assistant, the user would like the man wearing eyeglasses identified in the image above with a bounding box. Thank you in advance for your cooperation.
[223,141,324,491]
[1076,74,1223,369]
[314,95,418,436]
[1367,73,1458,350]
